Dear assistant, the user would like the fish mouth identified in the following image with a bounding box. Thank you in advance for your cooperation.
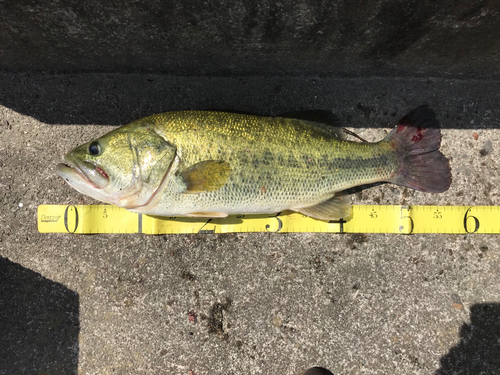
[56,162,96,188]
[57,156,109,190]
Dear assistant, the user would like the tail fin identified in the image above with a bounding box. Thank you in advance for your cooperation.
[385,106,451,193]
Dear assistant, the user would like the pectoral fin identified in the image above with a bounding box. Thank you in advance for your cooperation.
[181,160,231,193]
[293,192,352,220]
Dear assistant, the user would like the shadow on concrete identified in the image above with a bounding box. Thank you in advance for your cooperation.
[1,73,498,129]
[1,1,500,78]
[0,257,79,375]
[436,303,500,375]
[302,367,335,375]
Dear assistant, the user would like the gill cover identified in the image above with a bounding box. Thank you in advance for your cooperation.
[117,125,177,207]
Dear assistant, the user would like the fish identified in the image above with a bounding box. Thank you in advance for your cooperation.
[56,106,451,220]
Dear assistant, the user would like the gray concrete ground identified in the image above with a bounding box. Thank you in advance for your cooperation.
[1,74,500,374]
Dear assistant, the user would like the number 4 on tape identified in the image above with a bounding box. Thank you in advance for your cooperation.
[37,205,500,234]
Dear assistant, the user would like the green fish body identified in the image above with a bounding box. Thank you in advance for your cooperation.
[57,106,451,220]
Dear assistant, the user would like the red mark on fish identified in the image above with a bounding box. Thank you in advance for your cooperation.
[96,166,109,179]
[411,126,423,142]
[396,115,412,133]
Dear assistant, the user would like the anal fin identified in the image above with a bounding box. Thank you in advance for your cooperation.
[293,193,352,221]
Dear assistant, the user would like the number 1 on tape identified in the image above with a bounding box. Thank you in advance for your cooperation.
[37,205,500,234]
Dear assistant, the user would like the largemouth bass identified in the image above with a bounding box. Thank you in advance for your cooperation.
[57,106,451,220]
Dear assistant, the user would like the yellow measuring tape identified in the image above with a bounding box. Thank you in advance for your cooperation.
[37,205,499,234]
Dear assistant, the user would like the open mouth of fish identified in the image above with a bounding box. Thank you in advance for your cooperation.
[56,160,109,190]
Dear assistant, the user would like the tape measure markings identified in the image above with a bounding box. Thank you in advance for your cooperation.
[37,204,500,234]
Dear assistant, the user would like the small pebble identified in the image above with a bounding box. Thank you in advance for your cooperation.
[479,140,493,157]
[272,316,283,327]
[451,302,463,309]
[18,203,23,208]
[472,132,479,140]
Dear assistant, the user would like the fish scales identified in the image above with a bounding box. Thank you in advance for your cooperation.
[142,111,397,215]
[57,106,451,220]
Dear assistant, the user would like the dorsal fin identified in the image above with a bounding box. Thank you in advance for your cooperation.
[278,110,344,128]
[278,110,346,140]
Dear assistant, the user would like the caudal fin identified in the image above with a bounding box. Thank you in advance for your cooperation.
[385,106,451,193]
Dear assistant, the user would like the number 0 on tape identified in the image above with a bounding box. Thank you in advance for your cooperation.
[37,205,500,234]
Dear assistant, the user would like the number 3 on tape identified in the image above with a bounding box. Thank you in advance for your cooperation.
[37,205,500,234]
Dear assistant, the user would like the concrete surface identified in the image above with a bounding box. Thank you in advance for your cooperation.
[1,0,500,78]
[1,73,500,374]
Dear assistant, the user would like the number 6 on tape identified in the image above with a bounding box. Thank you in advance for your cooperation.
[37,205,500,234]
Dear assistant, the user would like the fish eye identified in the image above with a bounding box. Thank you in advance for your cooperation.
[88,141,101,156]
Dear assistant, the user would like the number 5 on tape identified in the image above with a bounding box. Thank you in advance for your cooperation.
[38,205,500,234]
